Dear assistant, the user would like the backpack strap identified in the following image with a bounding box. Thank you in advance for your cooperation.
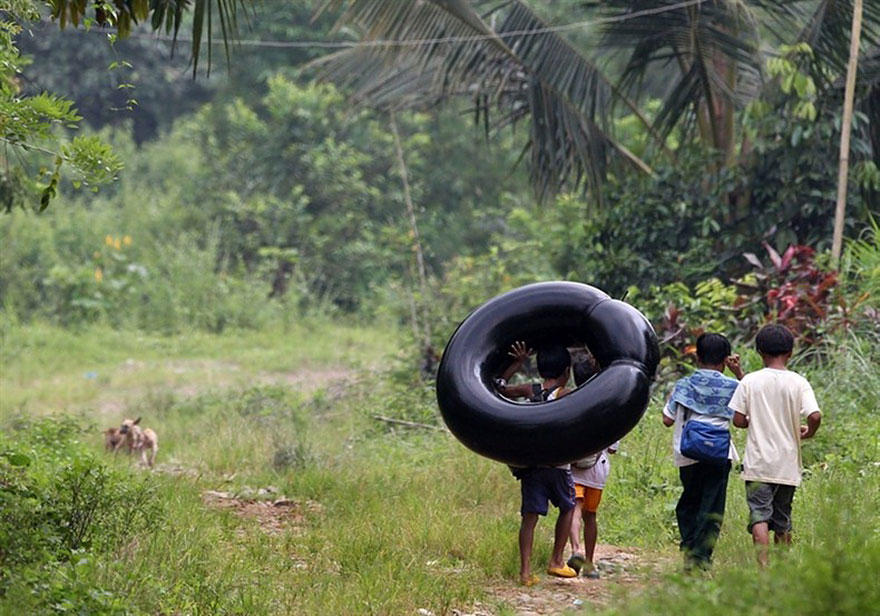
[529,383,543,402]
[529,384,561,402]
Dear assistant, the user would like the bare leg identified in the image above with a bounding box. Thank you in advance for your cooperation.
[569,499,584,557]
[519,513,539,583]
[752,521,770,568]
[550,507,575,570]
[774,531,792,545]
[583,510,598,566]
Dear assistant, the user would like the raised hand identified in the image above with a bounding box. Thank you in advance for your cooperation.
[508,340,533,362]
[725,353,744,379]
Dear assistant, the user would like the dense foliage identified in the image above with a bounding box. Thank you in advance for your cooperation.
[1,3,122,211]
[0,416,160,613]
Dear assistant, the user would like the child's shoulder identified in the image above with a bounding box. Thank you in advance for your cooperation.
[782,369,814,389]
[743,368,812,387]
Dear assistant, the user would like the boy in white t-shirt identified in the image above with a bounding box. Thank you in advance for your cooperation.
[729,324,821,567]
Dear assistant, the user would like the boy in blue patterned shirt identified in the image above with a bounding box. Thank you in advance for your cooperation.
[662,333,743,569]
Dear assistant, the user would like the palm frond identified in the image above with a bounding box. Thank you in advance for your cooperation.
[795,0,880,88]
[47,0,251,75]
[861,47,880,166]
[315,0,654,198]
[600,1,765,104]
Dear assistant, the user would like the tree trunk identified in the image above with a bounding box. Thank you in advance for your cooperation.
[390,111,432,348]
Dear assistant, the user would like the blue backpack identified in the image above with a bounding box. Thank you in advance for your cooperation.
[680,414,730,464]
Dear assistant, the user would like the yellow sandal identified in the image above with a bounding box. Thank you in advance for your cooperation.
[547,565,577,578]
[520,574,540,587]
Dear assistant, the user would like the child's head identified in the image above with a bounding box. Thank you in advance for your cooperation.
[696,333,731,367]
[572,358,598,387]
[755,323,794,358]
[536,346,571,380]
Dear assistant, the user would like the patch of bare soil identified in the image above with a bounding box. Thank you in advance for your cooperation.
[201,488,323,536]
[259,367,358,392]
[200,489,325,572]
[95,359,358,418]
[456,545,672,616]
[151,461,202,478]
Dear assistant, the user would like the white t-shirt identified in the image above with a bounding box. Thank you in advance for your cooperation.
[571,442,619,489]
[727,368,820,487]
[663,402,739,467]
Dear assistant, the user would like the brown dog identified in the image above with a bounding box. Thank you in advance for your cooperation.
[114,417,158,468]
[104,427,124,452]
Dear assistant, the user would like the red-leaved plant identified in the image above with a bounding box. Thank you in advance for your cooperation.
[739,243,838,345]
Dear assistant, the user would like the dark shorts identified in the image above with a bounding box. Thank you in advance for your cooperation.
[745,481,796,534]
[520,468,576,516]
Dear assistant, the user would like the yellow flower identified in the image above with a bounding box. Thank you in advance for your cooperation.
[104,235,113,247]
[94,267,104,283]
[123,235,132,246]
[114,238,122,250]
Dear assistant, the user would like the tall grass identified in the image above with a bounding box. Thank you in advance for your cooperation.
[1,320,878,614]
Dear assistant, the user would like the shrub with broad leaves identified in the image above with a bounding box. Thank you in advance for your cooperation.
[740,243,838,345]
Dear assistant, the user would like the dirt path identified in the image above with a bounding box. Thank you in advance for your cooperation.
[198,489,669,616]
[196,484,669,616]
[461,545,672,615]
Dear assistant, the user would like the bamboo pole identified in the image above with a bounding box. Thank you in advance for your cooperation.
[390,111,431,348]
[832,0,863,268]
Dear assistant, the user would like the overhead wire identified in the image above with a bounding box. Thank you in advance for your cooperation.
[80,0,706,50]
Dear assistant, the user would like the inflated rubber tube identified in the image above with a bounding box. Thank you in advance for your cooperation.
[435,281,660,467]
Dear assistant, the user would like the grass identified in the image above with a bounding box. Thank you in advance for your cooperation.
[0,318,394,419]
[2,319,879,615]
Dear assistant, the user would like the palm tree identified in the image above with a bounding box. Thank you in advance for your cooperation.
[46,0,880,198]
[312,0,879,196]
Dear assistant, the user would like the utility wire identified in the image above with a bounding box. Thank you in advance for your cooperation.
[83,0,706,50]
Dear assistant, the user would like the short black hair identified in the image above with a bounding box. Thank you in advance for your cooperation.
[755,324,794,356]
[536,346,571,379]
[572,358,598,387]
[696,333,731,366]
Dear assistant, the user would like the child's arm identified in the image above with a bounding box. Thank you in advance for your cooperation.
[495,342,536,399]
[725,354,745,380]
[661,397,675,427]
[497,382,537,399]
[729,381,747,427]
[799,381,821,439]
[499,341,532,381]
[800,411,821,439]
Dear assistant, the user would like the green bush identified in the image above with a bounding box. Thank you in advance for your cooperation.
[0,206,284,333]
[0,416,161,611]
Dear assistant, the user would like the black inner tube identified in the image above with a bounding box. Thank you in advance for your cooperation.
[435,281,660,467]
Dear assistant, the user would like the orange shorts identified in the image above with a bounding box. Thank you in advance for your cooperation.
[574,484,603,513]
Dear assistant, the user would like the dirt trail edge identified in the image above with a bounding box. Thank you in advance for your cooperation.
[461,545,672,616]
